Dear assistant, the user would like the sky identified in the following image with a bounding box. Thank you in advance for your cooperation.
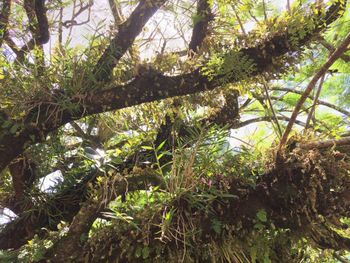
[46,0,295,59]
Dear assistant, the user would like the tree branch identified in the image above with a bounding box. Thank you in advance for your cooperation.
[93,0,167,82]
[317,35,350,62]
[279,32,350,151]
[0,0,11,48]
[65,149,350,261]
[188,0,213,54]
[45,171,163,262]
[305,73,325,129]
[108,0,124,26]
[0,168,162,250]
[0,0,345,175]
[270,87,350,116]
[236,116,307,129]
[300,136,350,149]
[17,0,49,63]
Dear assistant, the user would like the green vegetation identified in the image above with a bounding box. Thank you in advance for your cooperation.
[0,0,349,262]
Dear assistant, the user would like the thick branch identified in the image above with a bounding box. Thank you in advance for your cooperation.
[300,136,350,149]
[93,0,167,82]
[68,0,348,121]
[0,0,11,47]
[0,169,162,250]
[0,0,345,174]
[17,0,49,63]
[67,149,349,261]
[45,172,163,262]
[0,169,98,250]
[7,156,36,214]
[188,0,213,54]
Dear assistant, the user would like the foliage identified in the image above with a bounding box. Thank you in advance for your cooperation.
[0,0,349,262]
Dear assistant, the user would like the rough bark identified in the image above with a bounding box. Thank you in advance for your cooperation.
[0,0,11,47]
[0,2,346,175]
[44,172,163,262]
[0,169,162,250]
[188,0,213,54]
[93,0,167,82]
[17,0,50,63]
[0,93,239,250]
[0,1,348,253]
[62,149,350,262]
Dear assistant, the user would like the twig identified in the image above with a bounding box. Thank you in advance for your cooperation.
[108,0,124,27]
[317,35,350,62]
[278,32,350,151]
[262,80,282,137]
[232,4,246,35]
[262,0,267,21]
[300,136,350,149]
[270,87,350,116]
[333,253,350,263]
[63,0,93,28]
[236,116,307,129]
[304,73,325,129]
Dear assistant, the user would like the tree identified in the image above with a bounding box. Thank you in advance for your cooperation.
[0,0,349,262]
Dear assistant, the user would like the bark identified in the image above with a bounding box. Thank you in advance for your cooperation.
[301,136,350,150]
[0,93,239,250]
[0,0,345,176]
[93,0,167,82]
[188,0,213,54]
[17,0,50,63]
[6,155,36,214]
[0,0,11,47]
[58,149,350,262]
[0,0,340,173]
[44,172,163,262]
[279,31,350,150]
[0,170,99,250]
[0,0,168,173]
[0,169,162,250]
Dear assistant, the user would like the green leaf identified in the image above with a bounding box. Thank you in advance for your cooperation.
[156,140,167,151]
[254,222,264,230]
[135,246,142,258]
[141,145,153,150]
[0,69,4,80]
[156,152,165,160]
[1,120,12,129]
[9,124,20,134]
[256,209,267,222]
[211,219,222,234]
[219,193,238,199]
[142,246,150,259]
